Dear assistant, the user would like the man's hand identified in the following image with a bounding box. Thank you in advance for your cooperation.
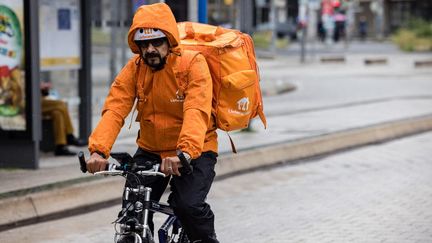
[161,156,182,176]
[86,152,108,174]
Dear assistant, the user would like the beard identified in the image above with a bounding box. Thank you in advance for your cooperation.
[143,52,167,71]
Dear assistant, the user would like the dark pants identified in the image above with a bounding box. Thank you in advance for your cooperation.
[125,148,219,243]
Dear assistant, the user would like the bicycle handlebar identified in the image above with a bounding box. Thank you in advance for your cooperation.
[78,151,165,178]
[94,170,166,177]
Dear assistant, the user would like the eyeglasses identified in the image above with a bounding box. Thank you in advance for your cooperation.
[136,38,167,49]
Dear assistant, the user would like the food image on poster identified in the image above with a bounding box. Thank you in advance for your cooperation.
[0,1,25,131]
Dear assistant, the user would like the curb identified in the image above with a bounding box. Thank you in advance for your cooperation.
[414,60,432,68]
[1,114,432,230]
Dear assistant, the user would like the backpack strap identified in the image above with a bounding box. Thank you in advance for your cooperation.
[172,50,201,97]
[128,56,144,129]
[226,132,237,153]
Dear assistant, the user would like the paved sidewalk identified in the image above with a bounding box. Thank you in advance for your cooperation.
[0,41,431,230]
[212,131,432,243]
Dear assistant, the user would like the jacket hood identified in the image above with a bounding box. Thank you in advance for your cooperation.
[128,3,181,55]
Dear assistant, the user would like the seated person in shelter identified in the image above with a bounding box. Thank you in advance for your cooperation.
[40,82,87,156]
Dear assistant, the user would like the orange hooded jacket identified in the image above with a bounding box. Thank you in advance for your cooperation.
[88,3,217,159]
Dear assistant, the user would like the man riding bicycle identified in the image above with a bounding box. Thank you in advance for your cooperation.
[85,3,219,243]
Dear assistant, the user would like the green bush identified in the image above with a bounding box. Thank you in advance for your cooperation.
[252,31,271,49]
[392,19,432,52]
[415,23,432,38]
[252,31,289,49]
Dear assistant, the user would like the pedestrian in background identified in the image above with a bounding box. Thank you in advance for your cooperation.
[40,82,87,156]
[333,5,346,42]
[359,15,368,41]
[321,0,336,44]
[317,19,326,42]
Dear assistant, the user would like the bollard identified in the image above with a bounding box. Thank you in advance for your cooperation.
[364,58,387,65]
[414,60,432,68]
[320,56,345,63]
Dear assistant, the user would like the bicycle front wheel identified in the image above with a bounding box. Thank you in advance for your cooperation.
[117,234,151,243]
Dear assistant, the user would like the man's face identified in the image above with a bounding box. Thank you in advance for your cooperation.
[139,38,169,70]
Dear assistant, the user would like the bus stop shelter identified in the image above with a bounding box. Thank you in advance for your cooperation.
[0,0,92,169]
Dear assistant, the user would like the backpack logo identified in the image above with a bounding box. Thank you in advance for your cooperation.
[170,89,185,103]
[228,97,251,115]
[237,97,249,111]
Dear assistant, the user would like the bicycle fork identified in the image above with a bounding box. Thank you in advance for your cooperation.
[142,186,154,242]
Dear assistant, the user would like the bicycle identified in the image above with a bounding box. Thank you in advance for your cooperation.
[78,151,192,243]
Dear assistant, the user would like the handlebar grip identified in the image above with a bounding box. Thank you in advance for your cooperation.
[78,151,87,173]
[178,153,193,175]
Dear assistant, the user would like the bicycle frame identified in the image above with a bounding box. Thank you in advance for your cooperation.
[78,151,188,243]
[118,181,187,243]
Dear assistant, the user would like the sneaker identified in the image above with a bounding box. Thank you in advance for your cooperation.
[54,145,76,156]
[66,134,88,146]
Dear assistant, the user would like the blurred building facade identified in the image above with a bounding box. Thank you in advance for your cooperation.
[89,0,432,39]
[384,0,432,32]
[352,0,432,38]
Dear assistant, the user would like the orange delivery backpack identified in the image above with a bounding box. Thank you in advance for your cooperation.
[176,22,267,142]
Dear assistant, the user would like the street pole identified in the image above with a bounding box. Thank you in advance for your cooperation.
[198,0,208,24]
[120,0,127,67]
[345,0,355,46]
[188,0,198,22]
[270,0,276,54]
[377,0,384,40]
[310,0,320,59]
[230,0,235,29]
[371,0,384,40]
[79,0,92,141]
[300,27,306,63]
[299,0,309,63]
[109,0,118,84]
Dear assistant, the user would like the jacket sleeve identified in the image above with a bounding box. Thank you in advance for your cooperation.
[88,58,138,158]
[177,54,213,159]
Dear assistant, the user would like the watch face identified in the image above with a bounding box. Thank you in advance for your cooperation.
[126,202,134,211]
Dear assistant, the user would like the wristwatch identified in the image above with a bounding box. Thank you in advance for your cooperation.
[176,149,191,164]
[94,150,107,159]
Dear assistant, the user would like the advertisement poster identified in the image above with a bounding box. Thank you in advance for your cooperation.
[40,0,81,71]
[0,0,25,131]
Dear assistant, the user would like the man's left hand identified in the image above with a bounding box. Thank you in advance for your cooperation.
[161,156,182,176]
